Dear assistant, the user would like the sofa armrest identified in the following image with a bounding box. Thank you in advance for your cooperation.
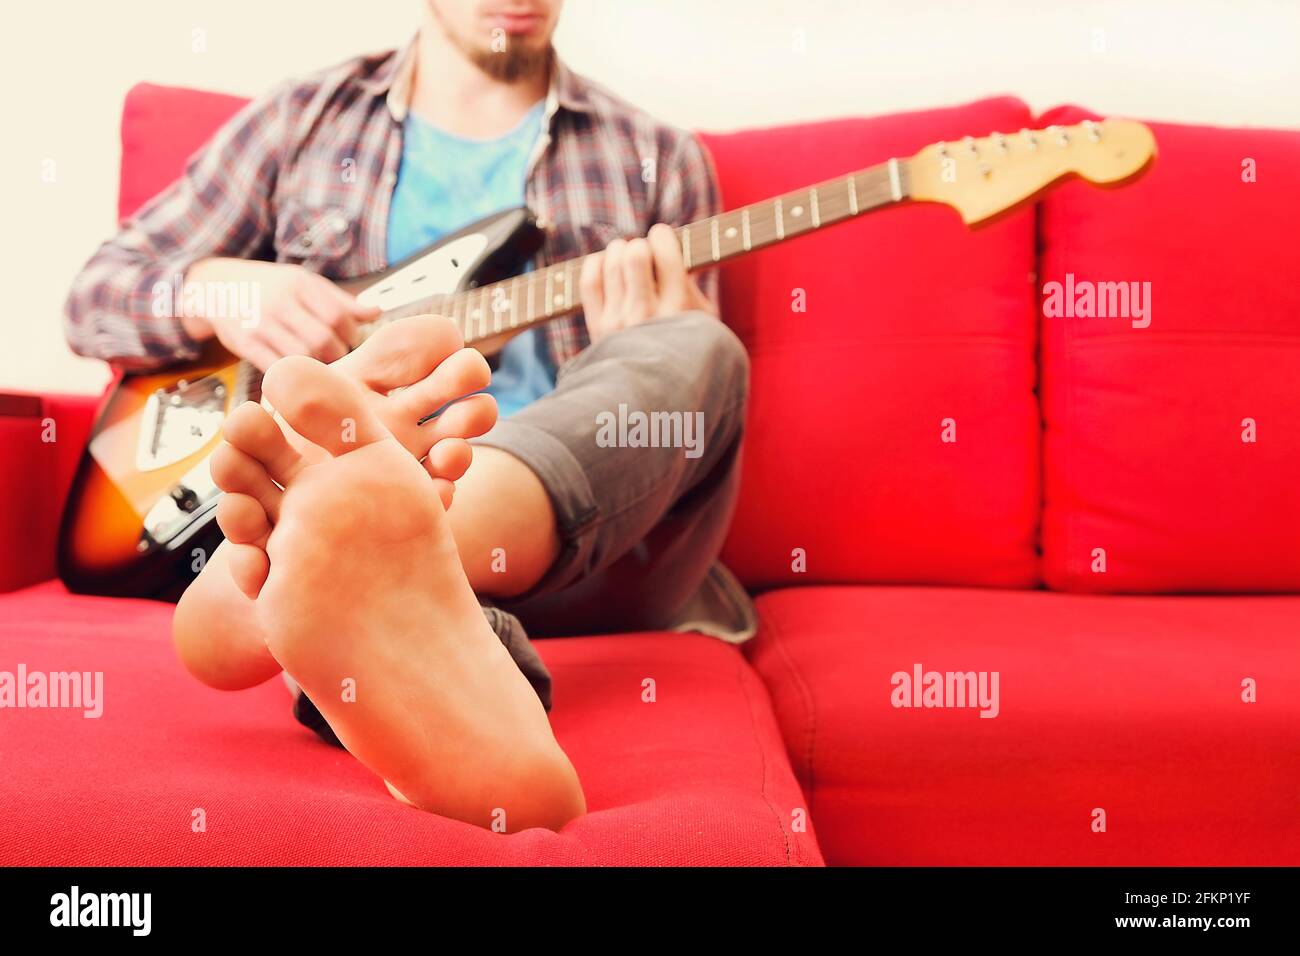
[0,391,99,593]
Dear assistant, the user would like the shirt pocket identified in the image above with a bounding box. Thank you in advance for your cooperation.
[274,200,357,272]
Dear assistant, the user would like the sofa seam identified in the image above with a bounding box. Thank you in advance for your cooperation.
[734,648,797,866]
[755,598,819,838]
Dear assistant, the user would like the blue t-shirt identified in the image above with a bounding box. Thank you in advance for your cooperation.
[386,101,554,419]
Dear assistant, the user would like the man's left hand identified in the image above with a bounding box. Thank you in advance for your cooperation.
[579,223,717,342]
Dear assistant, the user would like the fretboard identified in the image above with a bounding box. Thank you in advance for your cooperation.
[374,157,910,346]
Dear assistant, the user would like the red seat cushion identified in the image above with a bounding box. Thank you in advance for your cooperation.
[747,585,1300,865]
[700,97,1042,592]
[0,582,821,866]
[1037,106,1300,592]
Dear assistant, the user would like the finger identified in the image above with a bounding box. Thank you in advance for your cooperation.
[317,274,382,320]
[602,238,627,321]
[647,223,689,311]
[295,311,351,363]
[232,335,282,373]
[620,238,655,319]
[297,280,361,351]
[256,316,312,361]
[579,253,605,330]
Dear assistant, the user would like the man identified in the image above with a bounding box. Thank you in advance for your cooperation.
[64,0,750,832]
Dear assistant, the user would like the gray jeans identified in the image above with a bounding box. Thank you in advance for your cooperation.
[294,311,751,742]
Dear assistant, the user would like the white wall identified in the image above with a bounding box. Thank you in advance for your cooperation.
[3,0,1297,395]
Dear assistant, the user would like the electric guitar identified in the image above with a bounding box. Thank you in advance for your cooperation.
[58,118,1156,597]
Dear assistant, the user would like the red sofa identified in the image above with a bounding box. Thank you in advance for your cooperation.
[2,86,1297,866]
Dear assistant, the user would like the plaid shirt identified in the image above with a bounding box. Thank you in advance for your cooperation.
[64,42,721,371]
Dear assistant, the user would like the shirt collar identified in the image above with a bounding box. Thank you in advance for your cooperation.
[365,36,594,123]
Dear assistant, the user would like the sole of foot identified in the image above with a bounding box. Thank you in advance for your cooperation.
[211,346,585,832]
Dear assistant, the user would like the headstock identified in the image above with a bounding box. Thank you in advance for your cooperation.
[908,119,1156,225]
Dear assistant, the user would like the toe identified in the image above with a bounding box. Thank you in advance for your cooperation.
[262,355,390,456]
[337,315,464,393]
[388,346,491,423]
[210,442,283,520]
[227,543,271,600]
[222,401,303,487]
[412,393,497,456]
[429,477,456,511]
[424,437,473,483]
[216,493,272,546]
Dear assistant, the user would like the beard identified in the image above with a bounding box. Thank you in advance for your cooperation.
[467,41,553,83]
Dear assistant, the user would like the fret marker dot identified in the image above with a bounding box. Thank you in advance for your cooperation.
[724,227,738,239]
[791,205,804,217]
[553,295,564,305]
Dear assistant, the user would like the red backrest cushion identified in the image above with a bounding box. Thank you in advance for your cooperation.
[700,98,1042,590]
[118,82,249,221]
[0,394,98,593]
[120,85,1044,592]
[1037,106,1300,592]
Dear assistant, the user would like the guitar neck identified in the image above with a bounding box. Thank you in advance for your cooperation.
[377,157,911,347]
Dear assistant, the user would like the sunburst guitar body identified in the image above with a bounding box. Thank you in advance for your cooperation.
[59,207,542,596]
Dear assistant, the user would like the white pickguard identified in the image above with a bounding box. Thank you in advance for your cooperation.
[355,233,489,311]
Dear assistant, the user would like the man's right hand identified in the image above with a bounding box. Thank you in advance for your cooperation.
[179,258,381,371]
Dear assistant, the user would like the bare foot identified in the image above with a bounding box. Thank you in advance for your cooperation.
[173,316,496,689]
[212,354,585,832]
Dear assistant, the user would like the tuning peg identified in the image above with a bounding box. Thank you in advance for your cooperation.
[937,141,950,159]
[1083,119,1102,142]
[993,133,1009,153]
[1020,129,1038,150]
[962,135,979,155]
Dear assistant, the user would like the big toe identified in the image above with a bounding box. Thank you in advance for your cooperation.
[338,314,465,396]
[262,355,390,456]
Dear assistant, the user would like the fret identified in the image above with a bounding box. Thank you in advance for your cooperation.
[363,160,911,341]
[450,294,465,339]
[720,215,740,259]
[782,192,811,237]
